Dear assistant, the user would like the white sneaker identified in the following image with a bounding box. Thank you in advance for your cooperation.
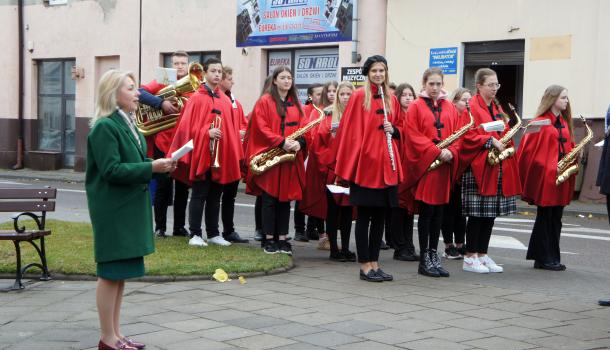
[479,255,503,273]
[463,256,490,273]
[188,235,207,247]
[208,236,232,246]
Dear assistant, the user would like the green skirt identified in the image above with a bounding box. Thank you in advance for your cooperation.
[97,256,145,280]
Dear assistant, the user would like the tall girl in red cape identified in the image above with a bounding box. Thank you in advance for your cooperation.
[402,68,462,278]
[334,55,403,282]
[517,85,575,271]
[246,66,307,255]
[390,83,419,262]
[458,68,521,274]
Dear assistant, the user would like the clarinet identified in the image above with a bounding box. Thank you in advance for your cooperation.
[378,85,396,171]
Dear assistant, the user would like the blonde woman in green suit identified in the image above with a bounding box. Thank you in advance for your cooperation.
[87,70,175,350]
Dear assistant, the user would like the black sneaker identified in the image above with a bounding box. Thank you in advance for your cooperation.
[155,229,166,238]
[444,245,462,260]
[254,229,264,242]
[172,228,189,237]
[329,251,345,262]
[306,228,319,241]
[342,250,357,262]
[457,245,467,256]
[223,231,249,243]
[278,240,293,256]
[379,240,390,250]
[263,241,279,254]
[294,231,309,242]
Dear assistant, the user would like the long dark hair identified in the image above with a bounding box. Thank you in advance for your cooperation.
[266,66,303,117]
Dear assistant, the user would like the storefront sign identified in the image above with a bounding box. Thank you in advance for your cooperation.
[340,66,365,87]
[236,0,354,47]
[429,47,458,74]
[268,51,292,75]
[294,48,339,85]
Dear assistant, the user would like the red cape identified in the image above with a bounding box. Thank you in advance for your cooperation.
[168,85,242,185]
[458,94,521,196]
[245,94,307,202]
[300,110,331,219]
[402,97,462,205]
[334,85,403,188]
[517,111,575,206]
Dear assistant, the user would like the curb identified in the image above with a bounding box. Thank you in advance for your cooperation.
[0,172,84,184]
[0,260,295,284]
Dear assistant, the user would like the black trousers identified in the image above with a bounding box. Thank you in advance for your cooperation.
[189,174,223,238]
[527,206,564,263]
[153,145,189,232]
[262,192,291,239]
[255,195,263,231]
[441,184,466,245]
[294,201,324,234]
[466,217,495,254]
[417,203,443,253]
[325,191,353,253]
[384,211,392,245]
[355,206,385,263]
[221,180,239,234]
[390,207,415,253]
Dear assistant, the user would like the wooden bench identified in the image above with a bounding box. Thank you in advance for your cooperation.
[0,187,56,290]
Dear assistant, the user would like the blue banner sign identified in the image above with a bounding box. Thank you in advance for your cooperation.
[429,47,458,74]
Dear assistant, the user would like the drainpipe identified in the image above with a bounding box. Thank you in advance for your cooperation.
[351,0,359,63]
[138,0,142,84]
[13,0,24,170]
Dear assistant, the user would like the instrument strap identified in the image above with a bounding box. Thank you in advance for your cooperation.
[424,98,444,139]
[554,115,567,159]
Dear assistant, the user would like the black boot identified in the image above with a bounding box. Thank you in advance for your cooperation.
[418,249,440,277]
[429,250,450,277]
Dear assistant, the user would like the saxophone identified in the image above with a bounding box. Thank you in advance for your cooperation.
[487,103,522,166]
[249,103,325,176]
[555,115,593,185]
[428,102,474,171]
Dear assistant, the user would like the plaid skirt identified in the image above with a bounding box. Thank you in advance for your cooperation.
[461,167,517,217]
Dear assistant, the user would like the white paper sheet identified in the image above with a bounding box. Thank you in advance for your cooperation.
[523,119,552,134]
[326,184,350,195]
[170,139,194,161]
[595,140,605,147]
[480,120,505,132]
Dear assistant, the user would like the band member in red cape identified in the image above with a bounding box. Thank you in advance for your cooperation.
[138,50,191,239]
[300,81,338,250]
[334,55,403,282]
[458,68,521,274]
[309,81,356,261]
[391,83,419,262]
[246,66,307,255]
[441,87,472,260]
[402,68,462,278]
[517,85,575,271]
[168,57,243,248]
[217,65,249,243]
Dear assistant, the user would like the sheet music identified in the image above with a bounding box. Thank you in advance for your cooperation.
[170,140,194,161]
[326,184,350,195]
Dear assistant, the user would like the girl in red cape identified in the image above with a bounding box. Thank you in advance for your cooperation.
[517,85,575,271]
[441,88,472,260]
[402,68,462,278]
[168,58,243,248]
[391,83,419,262]
[458,68,521,274]
[334,55,403,282]
[313,81,356,262]
[246,66,307,255]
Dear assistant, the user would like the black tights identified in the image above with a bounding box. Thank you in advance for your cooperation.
[355,206,385,263]
[466,217,495,254]
[441,184,466,245]
[325,191,352,254]
[417,203,443,253]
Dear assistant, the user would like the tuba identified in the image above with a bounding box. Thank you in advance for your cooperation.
[428,102,474,171]
[555,116,593,185]
[135,62,204,137]
[487,103,522,166]
[250,104,325,176]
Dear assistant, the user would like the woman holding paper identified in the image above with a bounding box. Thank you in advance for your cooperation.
[402,68,462,278]
[313,81,356,261]
[334,55,402,282]
[458,68,521,274]
[517,85,574,271]
[86,70,175,350]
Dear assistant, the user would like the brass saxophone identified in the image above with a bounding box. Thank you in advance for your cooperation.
[487,103,522,166]
[555,115,593,185]
[249,103,325,176]
[428,102,474,171]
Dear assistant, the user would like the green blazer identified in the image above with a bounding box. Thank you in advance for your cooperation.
[85,111,155,263]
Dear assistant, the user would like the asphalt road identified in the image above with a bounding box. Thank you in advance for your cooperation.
[2,178,610,302]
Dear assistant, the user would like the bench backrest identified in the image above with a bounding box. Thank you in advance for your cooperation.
[0,188,57,212]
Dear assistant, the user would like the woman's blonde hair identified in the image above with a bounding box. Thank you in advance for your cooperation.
[535,84,573,137]
[92,69,137,126]
[331,81,355,123]
[363,62,393,114]
[449,87,471,104]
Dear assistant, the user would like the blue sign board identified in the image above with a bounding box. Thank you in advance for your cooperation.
[236,0,353,47]
[429,47,458,74]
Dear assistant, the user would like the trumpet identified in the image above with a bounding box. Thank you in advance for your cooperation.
[210,115,222,169]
